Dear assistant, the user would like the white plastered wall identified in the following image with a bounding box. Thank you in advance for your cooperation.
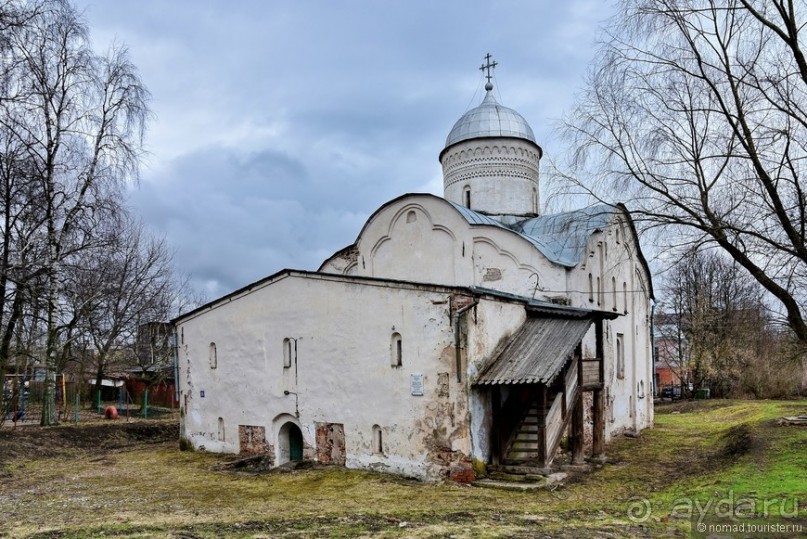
[177,273,528,479]
[345,195,654,440]
[564,219,654,439]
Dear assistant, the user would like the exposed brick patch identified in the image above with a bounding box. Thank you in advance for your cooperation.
[437,372,450,398]
[451,294,476,314]
[448,461,475,483]
[238,425,269,455]
[315,422,346,465]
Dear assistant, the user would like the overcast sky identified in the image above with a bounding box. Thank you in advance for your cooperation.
[74,1,616,300]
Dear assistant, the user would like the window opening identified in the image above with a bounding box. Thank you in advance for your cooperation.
[372,424,383,454]
[623,282,628,314]
[283,338,294,369]
[612,277,617,311]
[596,277,601,306]
[391,333,402,367]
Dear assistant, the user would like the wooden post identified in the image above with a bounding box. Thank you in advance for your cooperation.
[592,318,606,458]
[571,343,585,463]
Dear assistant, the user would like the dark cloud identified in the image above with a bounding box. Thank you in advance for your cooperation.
[79,0,615,299]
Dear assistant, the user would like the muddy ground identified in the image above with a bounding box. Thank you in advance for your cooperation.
[0,401,804,538]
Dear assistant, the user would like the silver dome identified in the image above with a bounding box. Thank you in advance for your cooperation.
[444,90,536,148]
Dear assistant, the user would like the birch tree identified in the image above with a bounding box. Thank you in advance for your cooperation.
[0,0,149,424]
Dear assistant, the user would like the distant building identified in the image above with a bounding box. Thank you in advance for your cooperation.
[175,60,655,481]
[653,312,691,395]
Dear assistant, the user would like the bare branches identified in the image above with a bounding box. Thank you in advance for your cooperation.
[562,0,807,353]
[0,1,181,426]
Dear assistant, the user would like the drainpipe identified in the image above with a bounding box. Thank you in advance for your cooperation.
[171,330,180,403]
[650,301,656,397]
[453,300,478,383]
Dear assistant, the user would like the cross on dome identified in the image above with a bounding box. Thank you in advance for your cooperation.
[479,53,497,91]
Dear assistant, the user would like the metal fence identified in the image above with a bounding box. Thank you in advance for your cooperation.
[2,374,178,427]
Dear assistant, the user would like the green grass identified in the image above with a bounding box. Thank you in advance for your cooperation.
[0,400,804,538]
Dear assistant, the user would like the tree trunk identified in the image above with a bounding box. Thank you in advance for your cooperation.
[40,264,58,426]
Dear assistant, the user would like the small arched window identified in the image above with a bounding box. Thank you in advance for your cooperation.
[616,333,625,379]
[531,187,538,213]
[406,210,417,223]
[612,277,618,311]
[283,338,293,369]
[391,332,402,367]
[209,342,217,369]
[588,273,594,303]
[463,186,471,209]
[596,277,601,306]
[372,424,383,454]
[217,417,225,441]
[623,282,628,314]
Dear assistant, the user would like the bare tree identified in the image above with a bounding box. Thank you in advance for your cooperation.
[0,0,149,424]
[71,216,174,398]
[658,249,779,397]
[563,0,807,387]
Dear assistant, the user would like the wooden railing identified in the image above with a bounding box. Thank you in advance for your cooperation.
[581,357,602,389]
[545,392,564,452]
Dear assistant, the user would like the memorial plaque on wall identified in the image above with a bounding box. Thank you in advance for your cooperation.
[410,373,424,396]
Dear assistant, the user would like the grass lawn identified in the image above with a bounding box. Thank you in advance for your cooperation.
[0,400,805,538]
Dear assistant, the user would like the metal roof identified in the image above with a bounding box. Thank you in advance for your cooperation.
[513,206,614,267]
[445,90,536,148]
[448,201,615,268]
[474,317,593,386]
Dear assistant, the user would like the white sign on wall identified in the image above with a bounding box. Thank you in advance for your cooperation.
[410,373,424,396]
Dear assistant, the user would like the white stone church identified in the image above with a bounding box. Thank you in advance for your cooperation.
[175,63,654,481]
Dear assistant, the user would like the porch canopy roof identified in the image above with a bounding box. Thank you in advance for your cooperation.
[474,316,593,386]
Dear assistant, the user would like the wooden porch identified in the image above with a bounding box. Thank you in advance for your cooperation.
[477,315,611,470]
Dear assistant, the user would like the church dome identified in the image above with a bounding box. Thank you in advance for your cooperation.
[444,88,536,149]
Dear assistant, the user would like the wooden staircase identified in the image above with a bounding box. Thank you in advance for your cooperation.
[499,384,575,468]
[504,402,540,462]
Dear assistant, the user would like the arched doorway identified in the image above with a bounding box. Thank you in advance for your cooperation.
[277,421,303,464]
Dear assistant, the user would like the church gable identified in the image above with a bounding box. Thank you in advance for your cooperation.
[363,201,460,284]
